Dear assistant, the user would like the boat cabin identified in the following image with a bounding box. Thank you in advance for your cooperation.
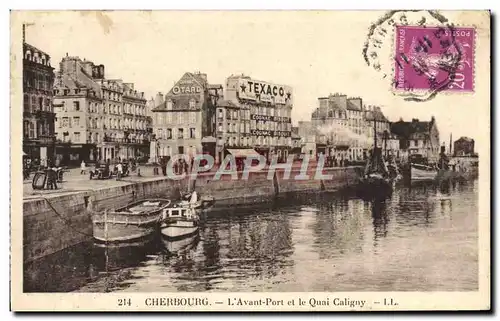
[163,205,197,220]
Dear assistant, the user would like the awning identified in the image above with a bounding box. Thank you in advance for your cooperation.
[227,149,261,158]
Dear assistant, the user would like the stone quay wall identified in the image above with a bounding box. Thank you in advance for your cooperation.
[23,166,363,263]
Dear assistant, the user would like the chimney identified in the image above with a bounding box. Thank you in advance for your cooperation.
[81,61,94,77]
[155,92,164,107]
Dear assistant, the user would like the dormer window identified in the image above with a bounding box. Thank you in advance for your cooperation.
[189,99,196,109]
[166,99,173,110]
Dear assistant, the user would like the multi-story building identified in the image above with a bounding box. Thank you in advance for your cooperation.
[223,74,293,162]
[54,55,150,164]
[23,42,56,166]
[151,72,219,162]
[121,82,150,159]
[297,121,318,159]
[291,126,302,155]
[453,136,475,156]
[53,56,104,164]
[390,117,440,163]
[311,93,367,161]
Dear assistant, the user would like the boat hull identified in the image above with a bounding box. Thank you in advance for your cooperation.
[93,223,157,243]
[411,166,438,181]
[162,233,199,254]
[161,223,199,241]
[92,198,170,243]
[357,175,394,199]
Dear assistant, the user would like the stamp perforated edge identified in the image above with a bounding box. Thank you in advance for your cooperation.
[389,23,477,100]
[389,24,478,101]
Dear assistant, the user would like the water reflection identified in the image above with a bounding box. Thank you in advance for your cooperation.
[24,180,479,292]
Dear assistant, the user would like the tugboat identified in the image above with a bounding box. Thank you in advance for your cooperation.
[93,199,171,246]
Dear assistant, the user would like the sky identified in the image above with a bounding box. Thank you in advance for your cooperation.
[17,10,490,150]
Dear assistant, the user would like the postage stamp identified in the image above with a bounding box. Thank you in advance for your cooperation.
[10,10,490,312]
[393,25,475,93]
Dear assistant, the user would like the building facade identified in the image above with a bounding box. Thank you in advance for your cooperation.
[151,72,219,162]
[390,117,440,163]
[311,93,368,162]
[23,42,56,166]
[453,137,475,156]
[54,55,150,164]
[297,120,318,159]
[223,74,293,162]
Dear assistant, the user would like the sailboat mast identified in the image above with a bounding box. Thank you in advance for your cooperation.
[449,133,452,155]
[373,118,377,149]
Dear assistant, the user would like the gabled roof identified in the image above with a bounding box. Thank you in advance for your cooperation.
[390,118,435,138]
[455,136,474,142]
[365,107,388,122]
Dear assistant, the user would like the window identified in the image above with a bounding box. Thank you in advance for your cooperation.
[178,128,184,139]
[178,113,184,124]
[157,129,163,139]
[74,132,81,142]
[29,122,35,138]
[190,112,196,123]
[190,128,196,139]
[167,128,172,139]
[23,95,29,112]
[74,117,80,127]
[233,111,238,119]
[166,100,173,110]
[62,117,69,128]
[167,113,173,124]
[189,99,196,109]
[73,101,80,111]
[218,108,223,119]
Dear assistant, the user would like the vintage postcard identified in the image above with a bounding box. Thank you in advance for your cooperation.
[10,10,490,311]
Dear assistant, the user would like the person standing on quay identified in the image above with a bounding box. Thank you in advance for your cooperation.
[116,162,123,180]
[80,160,86,175]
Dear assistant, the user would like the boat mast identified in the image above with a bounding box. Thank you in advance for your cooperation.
[373,118,377,149]
[449,133,453,155]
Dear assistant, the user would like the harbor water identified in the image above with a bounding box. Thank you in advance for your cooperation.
[24,179,478,292]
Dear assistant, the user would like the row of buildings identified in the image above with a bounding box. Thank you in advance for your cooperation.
[23,40,152,166]
[22,38,475,167]
[149,73,295,164]
[298,93,443,164]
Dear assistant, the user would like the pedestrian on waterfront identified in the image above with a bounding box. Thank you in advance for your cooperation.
[80,160,86,175]
[116,162,123,180]
[183,159,188,174]
[161,157,167,176]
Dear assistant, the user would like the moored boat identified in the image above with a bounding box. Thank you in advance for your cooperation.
[93,199,171,244]
[161,192,203,242]
[411,163,438,182]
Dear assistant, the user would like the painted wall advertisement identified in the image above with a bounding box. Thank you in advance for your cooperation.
[237,79,293,105]
[170,74,204,95]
